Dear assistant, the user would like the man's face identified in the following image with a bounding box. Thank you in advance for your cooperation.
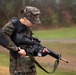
[23,18,36,28]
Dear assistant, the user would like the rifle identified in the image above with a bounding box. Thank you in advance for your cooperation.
[15,33,68,63]
[13,33,69,73]
[29,37,68,63]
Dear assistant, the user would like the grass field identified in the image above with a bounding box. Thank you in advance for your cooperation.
[0,27,76,75]
[33,27,76,39]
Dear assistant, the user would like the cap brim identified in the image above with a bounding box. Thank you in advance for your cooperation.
[34,18,41,24]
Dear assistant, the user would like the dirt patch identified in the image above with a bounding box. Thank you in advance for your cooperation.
[0,65,9,75]
[0,46,9,54]
[41,39,76,43]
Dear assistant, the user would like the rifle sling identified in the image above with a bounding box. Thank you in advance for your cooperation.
[28,53,59,74]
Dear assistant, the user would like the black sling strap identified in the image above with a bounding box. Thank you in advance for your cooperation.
[28,53,59,74]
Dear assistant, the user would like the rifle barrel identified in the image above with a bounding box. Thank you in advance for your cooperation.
[60,57,69,63]
[48,49,69,63]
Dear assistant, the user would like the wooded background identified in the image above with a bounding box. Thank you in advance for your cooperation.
[0,0,76,28]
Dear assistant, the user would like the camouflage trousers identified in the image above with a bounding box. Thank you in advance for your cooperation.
[10,72,36,75]
[10,53,37,75]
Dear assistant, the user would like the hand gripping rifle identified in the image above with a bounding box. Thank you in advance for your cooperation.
[14,33,69,74]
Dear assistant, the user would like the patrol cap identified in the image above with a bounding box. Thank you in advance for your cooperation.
[21,6,41,24]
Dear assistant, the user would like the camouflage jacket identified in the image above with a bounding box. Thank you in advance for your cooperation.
[2,17,36,74]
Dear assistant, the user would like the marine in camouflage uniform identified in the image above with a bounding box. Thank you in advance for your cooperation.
[1,6,41,75]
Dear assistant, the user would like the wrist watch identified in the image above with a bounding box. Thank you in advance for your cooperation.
[17,47,21,52]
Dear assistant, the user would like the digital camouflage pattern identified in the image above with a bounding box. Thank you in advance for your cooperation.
[2,19,36,75]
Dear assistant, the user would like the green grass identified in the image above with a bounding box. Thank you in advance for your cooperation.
[33,27,76,39]
[0,52,9,67]
[37,67,76,75]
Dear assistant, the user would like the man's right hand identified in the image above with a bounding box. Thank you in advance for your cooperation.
[18,49,26,57]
